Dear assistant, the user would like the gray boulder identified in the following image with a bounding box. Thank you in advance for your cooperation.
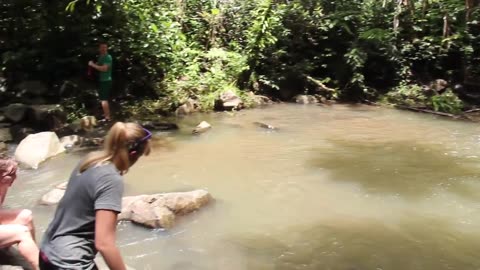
[215,90,243,110]
[2,104,29,123]
[26,105,67,131]
[15,80,48,96]
[119,190,212,229]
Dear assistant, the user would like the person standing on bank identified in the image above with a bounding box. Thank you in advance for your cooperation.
[88,42,113,122]
[39,122,152,270]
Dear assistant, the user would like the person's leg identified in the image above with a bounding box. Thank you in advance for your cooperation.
[98,81,112,120]
[101,100,111,121]
[0,224,39,270]
[0,209,36,241]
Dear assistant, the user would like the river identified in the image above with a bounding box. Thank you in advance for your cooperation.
[5,104,480,270]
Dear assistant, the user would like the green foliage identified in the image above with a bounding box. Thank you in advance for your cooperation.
[430,90,464,114]
[1,0,479,113]
[381,84,428,108]
[381,84,464,114]
[162,47,249,110]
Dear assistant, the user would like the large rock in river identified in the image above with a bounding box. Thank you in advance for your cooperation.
[119,190,212,228]
[14,132,65,169]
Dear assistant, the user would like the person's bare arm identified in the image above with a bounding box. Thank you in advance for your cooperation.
[0,159,17,206]
[0,185,8,206]
[89,61,109,72]
[95,210,126,270]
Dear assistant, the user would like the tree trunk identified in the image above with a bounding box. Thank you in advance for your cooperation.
[422,0,429,17]
[443,13,450,38]
[466,0,475,22]
[404,0,415,16]
[393,0,402,32]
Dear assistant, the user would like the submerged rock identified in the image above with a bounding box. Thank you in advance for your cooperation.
[253,122,276,130]
[14,132,65,169]
[140,120,179,131]
[40,188,66,205]
[192,121,211,134]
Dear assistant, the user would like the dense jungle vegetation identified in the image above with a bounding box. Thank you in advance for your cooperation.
[1,0,480,117]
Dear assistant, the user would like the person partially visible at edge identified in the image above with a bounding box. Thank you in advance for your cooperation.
[39,122,152,270]
[0,158,40,270]
[88,42,113,122]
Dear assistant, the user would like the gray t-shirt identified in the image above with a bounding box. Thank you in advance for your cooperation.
[41,162,124,270]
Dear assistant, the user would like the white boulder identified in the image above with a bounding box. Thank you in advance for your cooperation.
[14,132,65,169]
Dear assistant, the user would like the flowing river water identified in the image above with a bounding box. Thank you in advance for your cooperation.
[5,103,480,270]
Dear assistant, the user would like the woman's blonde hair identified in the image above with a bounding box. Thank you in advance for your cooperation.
[79,122,151,174]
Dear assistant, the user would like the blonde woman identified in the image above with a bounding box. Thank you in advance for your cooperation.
[40,122,152,270]
[0,158,39,270]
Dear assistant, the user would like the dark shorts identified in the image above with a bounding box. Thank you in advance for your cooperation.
[98,80,112,101]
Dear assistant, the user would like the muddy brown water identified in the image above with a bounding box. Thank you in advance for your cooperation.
[5,104,480,270]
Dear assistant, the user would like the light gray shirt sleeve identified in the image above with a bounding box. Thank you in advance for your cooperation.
[94,174,124,213]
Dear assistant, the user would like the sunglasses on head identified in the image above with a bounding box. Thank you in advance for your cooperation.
[128,128,152,153]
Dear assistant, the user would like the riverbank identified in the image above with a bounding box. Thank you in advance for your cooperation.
[3,86,480,157]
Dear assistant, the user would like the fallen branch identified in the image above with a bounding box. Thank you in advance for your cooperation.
[463,108,480,114]
[305,75,336,92]
[394,105,466,119]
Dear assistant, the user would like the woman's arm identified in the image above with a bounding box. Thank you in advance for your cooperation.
[95,210,126,270]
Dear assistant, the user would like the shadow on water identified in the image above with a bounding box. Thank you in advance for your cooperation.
[232,216,480,270]
[308,139,480,199]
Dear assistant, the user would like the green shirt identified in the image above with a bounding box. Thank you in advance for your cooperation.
[98,54,112,81]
